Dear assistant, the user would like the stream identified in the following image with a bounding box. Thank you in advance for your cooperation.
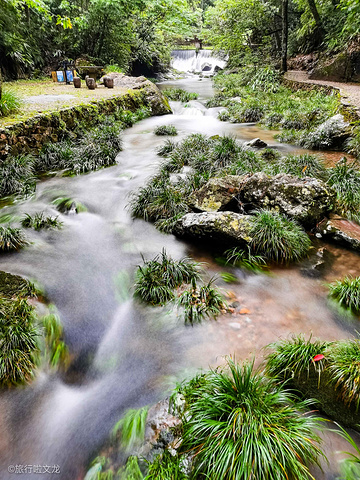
[0,72,360,479]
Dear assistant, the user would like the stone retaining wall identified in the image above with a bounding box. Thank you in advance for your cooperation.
[0,82,171,159]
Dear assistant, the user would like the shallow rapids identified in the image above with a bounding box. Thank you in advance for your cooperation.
[0,75,359,479]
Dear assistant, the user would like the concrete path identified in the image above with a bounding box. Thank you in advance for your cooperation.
[285,70,360,115]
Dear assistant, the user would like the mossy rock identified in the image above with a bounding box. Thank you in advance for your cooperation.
[0,270,30,298]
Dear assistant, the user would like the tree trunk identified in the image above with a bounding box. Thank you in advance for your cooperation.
[306,0,324,41]
[0,70,2,100]
[281,0,288,73]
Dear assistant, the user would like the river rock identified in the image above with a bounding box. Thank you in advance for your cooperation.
[247,138,268,148]
[174,212,253,246]
[317,214,360,251]
[300,246,334,278]
[189,175,244,212]
[240,172,335,226]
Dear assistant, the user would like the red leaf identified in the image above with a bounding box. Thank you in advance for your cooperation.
[313,354,325,362]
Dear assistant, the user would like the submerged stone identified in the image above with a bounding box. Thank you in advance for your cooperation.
[247,138,268,148]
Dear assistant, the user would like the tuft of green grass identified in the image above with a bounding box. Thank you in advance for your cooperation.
[144,451,187,480]
[118,456,144,480]
[333,424,360,480]
[327,158,360,222]
[225,246,267,272]
[0,297,40,386]
[0,89,22,116]
[0,225,29,252]
[178,278,226,325]
[21,212,63,231]
[181,358,324,480]
[0,154,35,198]
[162,88,198,102]
[42,312,69,369]
[52,196,87,214]
[271,153,328,180]
[265,334,329,381]
[250,209,311,263]
[156,139,177,157]
[154,124,178,136]
[134,250,201,305]
[112,406,149,453]
[328,276,360,313]
[326,340,360,409]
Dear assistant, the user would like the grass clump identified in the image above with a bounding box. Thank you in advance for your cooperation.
[250,209,311,263]
[162,88,198,102]
[225,246,267,272]
[178,278,227,325]
[21,212,63,231]
[42,312,69,369]
[144,451,187,480]
[0,89,22,116]
[265,334,329,381]
[270,153,328,180]
[327,158,360,222]
[112,406,149,453]
[134,249,201,305]
[326,340,360,409]
[0,297,40,386]
[180,358,324,480]
[0,154,35,198]
[154,124,178,136]
[328,276,360,313]
[0,225,29,252]
[52,196,87,214]
[156,139,177,157]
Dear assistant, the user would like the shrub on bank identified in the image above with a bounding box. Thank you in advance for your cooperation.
[250,209,311,263]
[180,358,324,480]
[0,89,22,116]
[327,158,360,222]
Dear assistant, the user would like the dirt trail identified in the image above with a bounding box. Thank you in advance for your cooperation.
[285,70,360,115]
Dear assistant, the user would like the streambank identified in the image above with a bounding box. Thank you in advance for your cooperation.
[0,77,171,159]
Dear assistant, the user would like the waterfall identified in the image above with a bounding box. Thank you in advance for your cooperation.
[171,49,227,73]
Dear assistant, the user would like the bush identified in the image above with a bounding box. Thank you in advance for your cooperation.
[0,225,29,252]
[0,89,22,116]
[328,276,360,313]
[154,124,178,136]
[181,358,324,480]
[178,278,226,325]
[21,212,63,231]
[250,209,311,263]
[134,250,201,305]
[0,298,39,386]
[162,88,198,102]
[0,155,35,198]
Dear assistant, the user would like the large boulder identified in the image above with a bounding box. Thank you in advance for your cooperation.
[317,214,360,251]
[174,212,253,246]
[309,48,360,82]
[240,172,335,226]
[189,175,244,212]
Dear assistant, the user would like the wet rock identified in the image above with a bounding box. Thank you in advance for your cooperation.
[317,214,360,251]
[300,246,334,278]
[174,211,253,247]
[141,82,172,116]
[189,175,244,212]
[247,138,268,148]
[308,114,350,149]
[240,172,335,226]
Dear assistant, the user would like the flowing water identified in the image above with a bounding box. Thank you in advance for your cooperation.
[171,49,227,74]
[0,73,359,479]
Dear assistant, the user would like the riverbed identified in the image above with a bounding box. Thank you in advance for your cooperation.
[0,74,359,479]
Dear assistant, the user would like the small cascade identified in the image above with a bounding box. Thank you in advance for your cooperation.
[171,49,227,73]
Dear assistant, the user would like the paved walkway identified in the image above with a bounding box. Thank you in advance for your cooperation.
[285,70,360,115]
